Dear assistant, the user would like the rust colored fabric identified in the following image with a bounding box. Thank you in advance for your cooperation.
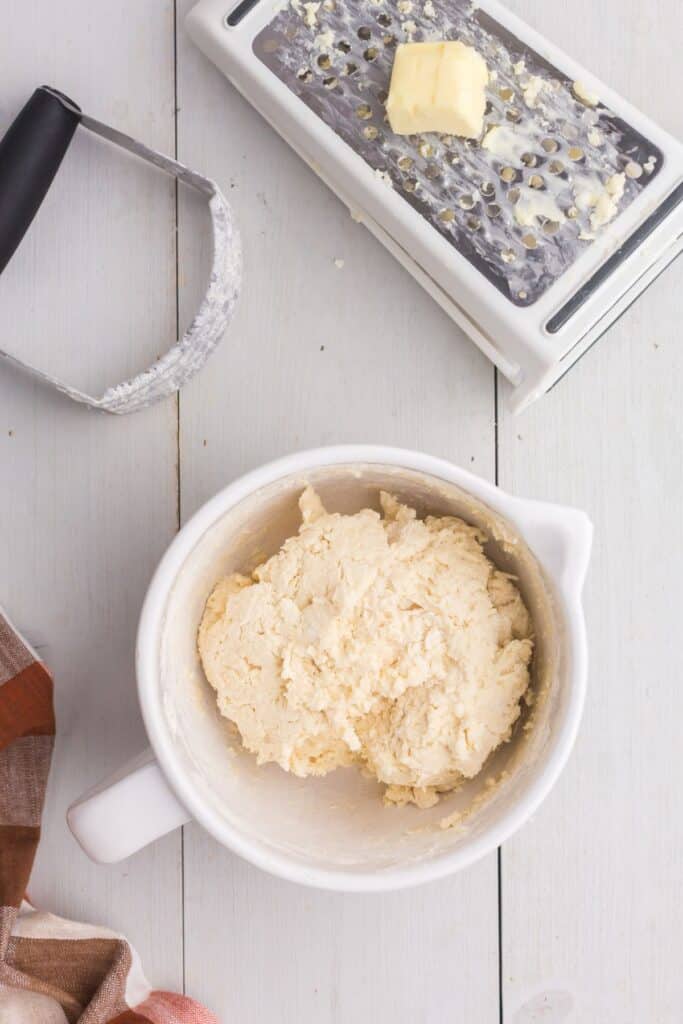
[0,608,219,1024]
[0,824,42,908]
[0,630,53,911]
[0,664,55,749]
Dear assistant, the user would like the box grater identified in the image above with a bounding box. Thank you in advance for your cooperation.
[187,0,683,411]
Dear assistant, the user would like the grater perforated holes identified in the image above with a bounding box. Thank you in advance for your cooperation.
[377,89,388,104]
[566,205,579,219]
[567,146,584,161]
[521,233,537,249]
[256,0,662,307]
[501,248,517,263]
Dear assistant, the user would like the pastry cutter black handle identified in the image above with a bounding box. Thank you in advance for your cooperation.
[0,86,82,276]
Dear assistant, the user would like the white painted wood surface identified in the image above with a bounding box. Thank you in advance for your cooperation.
[0,1,681,1021]
[0,0,183,993]
[498,3,683,1021]
[176,4,498,1018]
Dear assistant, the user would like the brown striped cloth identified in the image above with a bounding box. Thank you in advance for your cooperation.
[0,609,218,1024]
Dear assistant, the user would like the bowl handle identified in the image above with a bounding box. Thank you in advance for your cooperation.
[67,748,191,863]
[508,498,593,603]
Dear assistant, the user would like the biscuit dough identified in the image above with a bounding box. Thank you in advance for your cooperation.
[198,489,534,806]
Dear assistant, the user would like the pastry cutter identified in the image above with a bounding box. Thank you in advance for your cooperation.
[187,0,682,411]
[0,86,241,414]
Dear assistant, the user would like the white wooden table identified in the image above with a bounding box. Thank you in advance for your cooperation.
[1,1,680,1019]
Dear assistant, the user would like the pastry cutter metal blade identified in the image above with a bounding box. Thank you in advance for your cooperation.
[0,86,242,414]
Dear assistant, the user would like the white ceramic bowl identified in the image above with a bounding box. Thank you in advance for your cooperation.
[68,445,591,891]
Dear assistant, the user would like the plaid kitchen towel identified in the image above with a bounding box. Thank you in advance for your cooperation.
[0,608,218,1024]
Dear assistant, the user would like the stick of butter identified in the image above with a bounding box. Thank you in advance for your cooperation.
[386,41,489,138]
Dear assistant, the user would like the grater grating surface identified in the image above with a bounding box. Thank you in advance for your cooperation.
[253,0,662,305]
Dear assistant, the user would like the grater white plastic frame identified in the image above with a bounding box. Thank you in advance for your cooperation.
[187,0,683,412]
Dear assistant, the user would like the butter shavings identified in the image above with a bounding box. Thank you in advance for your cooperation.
[302,1,320,27]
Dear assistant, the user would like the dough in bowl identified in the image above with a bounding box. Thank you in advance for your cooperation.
[198,488,534,807]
